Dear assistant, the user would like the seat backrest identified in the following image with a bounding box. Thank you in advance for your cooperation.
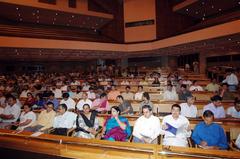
[230,128,240,140]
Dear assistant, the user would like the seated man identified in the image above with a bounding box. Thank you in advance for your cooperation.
[163,84,178,101]
[133,105,162,144]
[178,84,192,101]
[226,98,240,118]
[116,95,133,115]
[24,102,56,133]
[76,92,92,111]
[180,96,197,118]
[189,80,203,91]
[0,95,21,129]
[162,104,191,147]
[134,85,144,100]
[51,104,77,136]
[46,93,59,110]
[60,93,76,111]
[138,92,154,114]
[121,86,134,101]
[203,95,225,119]
[74,104,99,139]
[205,78,220,92]
[219,83,235,100]
[191,110,228,150]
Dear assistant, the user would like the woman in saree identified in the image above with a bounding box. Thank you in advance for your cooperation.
[100,106,131,141]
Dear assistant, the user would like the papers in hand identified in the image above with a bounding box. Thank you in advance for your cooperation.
[165,123,177,135]
[140,133,152,140]
[31,131,44,137]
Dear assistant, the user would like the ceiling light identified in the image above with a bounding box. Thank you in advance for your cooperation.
[71,15,74,18]
[16,7,19,10]
[218,8,222,11]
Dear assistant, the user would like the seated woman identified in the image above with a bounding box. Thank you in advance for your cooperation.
[33,93,45,109]
[74,104,99,139]
[13,104,36,131]
[24,92,35,107]
[100,106,131,141]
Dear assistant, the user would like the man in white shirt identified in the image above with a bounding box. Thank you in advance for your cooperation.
[162,104,191,147]
[121,86,134,101]
[134,85,144,100]
[163,84,178,101]
[52,104,77,136]
[76,92,92,111]
[203,95,225,119]
[51,85,62,98]
[180,96,198,118]
[87,87,96,100]
[189,80,203,91]
[133,105,163,144]
[222,69,239,91]
[226,99,240,118]
[0,95,21,129]
[60,93,76,111]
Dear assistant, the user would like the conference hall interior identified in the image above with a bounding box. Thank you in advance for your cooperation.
[0,0,240,159]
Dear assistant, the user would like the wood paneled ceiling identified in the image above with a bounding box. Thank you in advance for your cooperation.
[0,33,239,61]
[0,1,111,30]
[174,0,240,20]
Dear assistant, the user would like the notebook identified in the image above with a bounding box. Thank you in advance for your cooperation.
[165,123,177,135]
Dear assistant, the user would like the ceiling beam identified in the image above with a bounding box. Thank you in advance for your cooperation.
[173,0,198,12]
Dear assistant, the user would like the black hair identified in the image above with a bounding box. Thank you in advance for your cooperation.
[235,98,240,105]
[171,104,181,112]
[46,101,54,107]
[142,105,152,111]
[62,92,69,98]
[210,95,222,102]
[59,103,68,111]
[117,95,124,100]
[83,104,90,109]
[49,92,55,97]
[138,85,143,89]
[100,92,107,98]
[143,92,150,100]
[222,83,229,87]
[181,84,187,89]
[203,110,214,118]
[23,104,32,111]
[111,106,121,115]
[125,86,131,89]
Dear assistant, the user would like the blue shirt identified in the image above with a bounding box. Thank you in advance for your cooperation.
[191,121,228,149]
[47,98,59,110]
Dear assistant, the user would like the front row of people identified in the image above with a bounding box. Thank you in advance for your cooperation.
[0,95,231,150]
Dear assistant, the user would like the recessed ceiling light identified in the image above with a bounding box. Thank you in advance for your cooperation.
[16,7,19,10]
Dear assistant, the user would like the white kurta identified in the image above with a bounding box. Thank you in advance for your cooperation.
[227,106,240,118]
[76,99,92,110]
[180,103,198,118]
[60,98,76,110]
[133,115,163,142]
[53,112,77,129]
[2,104,21,122]
[162,115,191,147]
